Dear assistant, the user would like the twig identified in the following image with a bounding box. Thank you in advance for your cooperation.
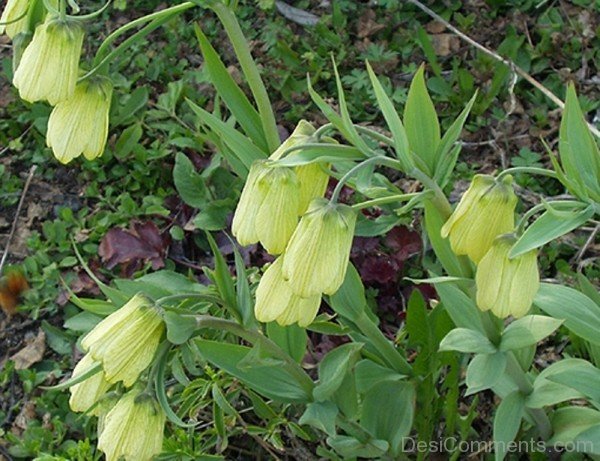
[0,166,36,274]
[405,0,600,139]
[574,224,599,264]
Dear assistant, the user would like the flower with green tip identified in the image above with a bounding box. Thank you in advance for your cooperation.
[282,198,357,297]
[81,294,164,387]
[255,257,321,327]
[47,77,112,164]
[97,388,166,461]
[68,354,111,414]
[476,234,540,319]
[13,16,84,104]
[441,174,517,263]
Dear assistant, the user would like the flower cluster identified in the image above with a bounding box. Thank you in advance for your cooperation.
[1,0,112,163]
[442,174,540,319]
[233,121,357,327]
[68,294,166,461]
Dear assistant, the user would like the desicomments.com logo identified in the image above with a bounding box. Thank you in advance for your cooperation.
[401,437,594,455]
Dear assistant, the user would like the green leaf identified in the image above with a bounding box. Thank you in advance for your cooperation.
[299,401,339,436]
[164,311,196,345]
[423,199,467,277]
[112,86,148,126]
[559,83,600,200]
[574,425,600,454]
[439,328,496,354]
[194,24,268,152]
[534,283,600,345]
[436,282,485,334]
[360,381,415,456]
[68,293,116,316]
[327,263,367,322]
[187,98,267,177]
[326,435,389,459]
[314,343,363,401]
[546,359,600,403]
[193,200,232,231]
[403,65,440,174]
[466,352,507,395]
[354,359,407,394]
[499,315,563,351]
[266,322,307,363]
[206,232,239,322]
[434,91,477,182]
[509,205,594,258]
[366,62,414,171]
[274,144,366,166]
[527,359,586,408]
[41,321,72,355]
[114,123,143,158]
[405,289,433,349]
[63,311,103,333]
[549,406,600,445]
[196,339,311,403]
[493,391,525,461]
[577,272,600,306]
[173,152,209,208]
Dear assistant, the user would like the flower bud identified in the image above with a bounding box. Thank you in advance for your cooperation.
[255,257,321,327]
[255,166,300,254]
[98,388,165,461]
[69,354,111,414]
[47,77,112,164]
[441,174,517,263]
[13,17,84,105]
[282,198,357,297]
[81,294,164,387]
[476,235,540,319]
[0,0,29,39]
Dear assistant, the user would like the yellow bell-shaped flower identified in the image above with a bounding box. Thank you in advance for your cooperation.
[232,160,269,247]
[476,234,540,319]
[282,198,357,297]
[441,174,517,263]
[295,162,330,214]
[255,257,321,327]
[268,119,315,161]
[255,166,301,255]
[47,77,112,164]
[0,0,29,39]
[68,354,112,414]
[13,17,84,104]
[81,294,164,387]
[97,388,166,461]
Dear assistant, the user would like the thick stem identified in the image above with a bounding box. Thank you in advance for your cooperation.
[210,2,280,152]
[194,315,314,396]
[354,313,413,376]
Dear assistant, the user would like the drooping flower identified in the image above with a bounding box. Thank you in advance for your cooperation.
[254,166,301,255]
[254,257,321,327]
[441,174,517,263]
[81,294,164,387]
[13,16,84,104]
[475,234,540,319]
[0,0,30,39]
[47,77,112,164]
[295,161,330,214]
[282,198,357,297]
[69,354,112,414]
[97,388,166,461]
[232,160,269,247]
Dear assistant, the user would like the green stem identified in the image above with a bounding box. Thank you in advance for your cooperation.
[210,2,280,152]
[354,126,395,146]
[351,193,422,210]
[354,313,413,376]
[314,123,334,140]
[194,315,314,396]
[156,293,224,307]
[91,2,195,68]
[273,142,363,163]
[496,167,558,181]
[330,156,390,203]
[504,352,552,440]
